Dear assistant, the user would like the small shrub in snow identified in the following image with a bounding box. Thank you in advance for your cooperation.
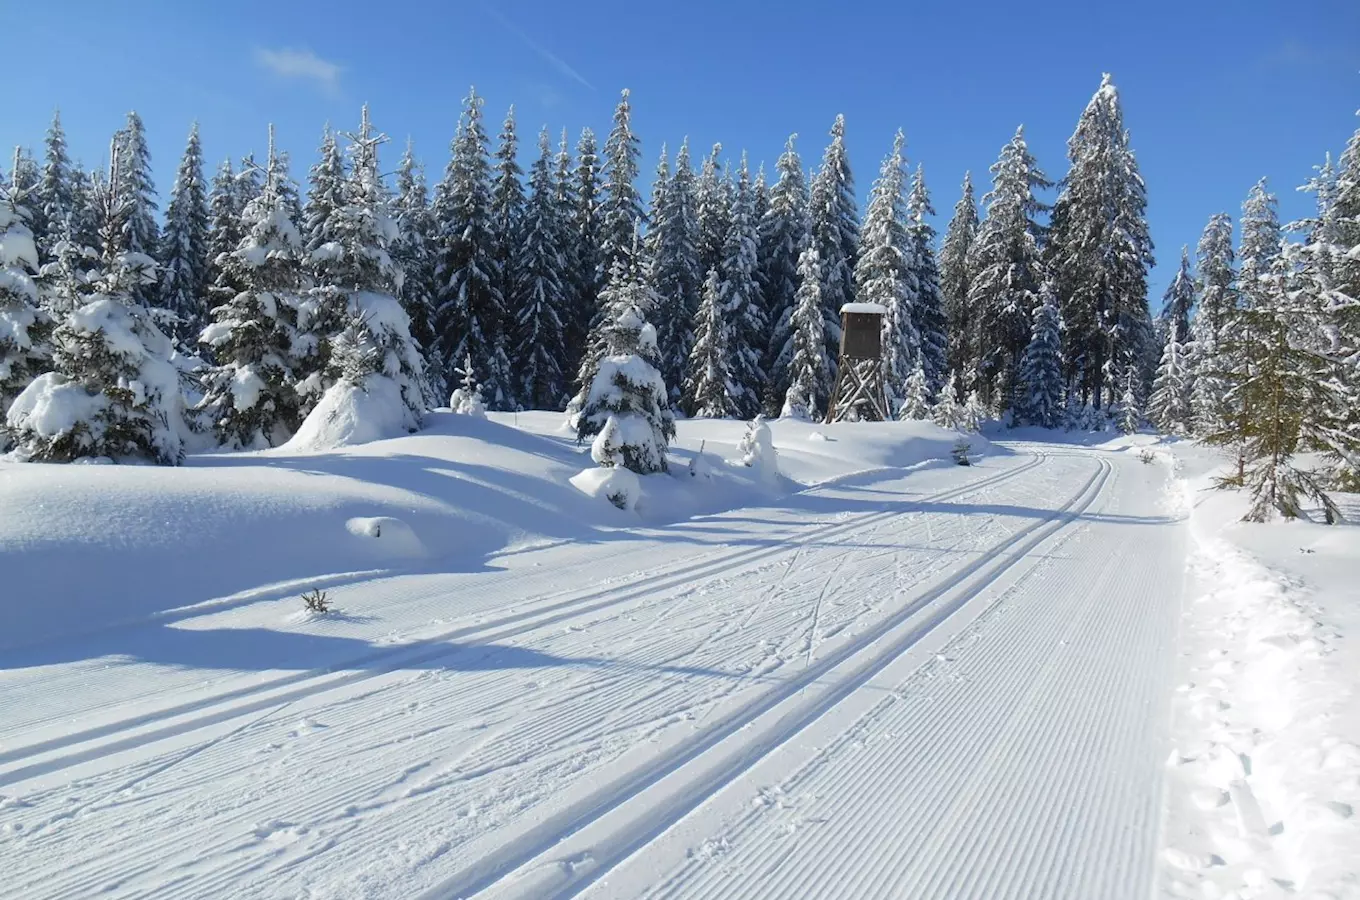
[779,383,815,421]
[302,588,332,614]
[448,353,487,418]
[737,415,779,482]
[952,438,972,466]
[687,441,715,480]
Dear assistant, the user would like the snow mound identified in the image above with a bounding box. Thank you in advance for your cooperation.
[570,466,642,512]
[285,378,412,451]
[345,516,426,559]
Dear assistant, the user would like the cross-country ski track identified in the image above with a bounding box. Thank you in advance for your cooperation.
[0,443,1189,900]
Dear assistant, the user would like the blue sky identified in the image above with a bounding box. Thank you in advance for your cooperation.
[6,0,1359,305]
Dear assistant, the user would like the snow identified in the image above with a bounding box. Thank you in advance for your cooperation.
[5,372,106,439]
[570,464,642,512]
[284,377,413,451]
[839,301,888,315]
[1,423,1299,899]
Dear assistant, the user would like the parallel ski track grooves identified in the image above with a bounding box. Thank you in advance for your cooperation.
[419,456,1111,900]
[0,453,1045,788]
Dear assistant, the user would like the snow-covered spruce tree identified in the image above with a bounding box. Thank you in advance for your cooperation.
[647,140,701,402]
[897,362,931,421]
[931,373,968,431]
[512,128,571,410]
[8,155,184,465]
[1239,178,1282,312]
[1115,365,1142,434]
[1046,74,1154,409]
[966,126,1050,412]
[599,89,645,283]
[569,227,657,415]
[781,246,829,420]
[112,112,159,264]
[939,171,979,394]
[0,180,53,441]
[432,89,512,409]
[684,267,738,418]
[1205,249,1356,522]
[1147,321,1192,436]
[720,154,766,417]
[391,139,441,403]
[196,130,308,449]
[156,123,210,345]
[1158,246,1195,350]
[758,134,811,413]
[908,165,948,398]
[490,105,526,389]
[576,302,674,474]
[311,106,424,432]
[808,114,860,393]
[855,130,918,407]
[695,143,732,289]
[565,128,602,371]
[1015,280,1064,427]
[35,111,76,260]
[1189,213,1237,436]
[448,352,487,416]
[303,125,346,266]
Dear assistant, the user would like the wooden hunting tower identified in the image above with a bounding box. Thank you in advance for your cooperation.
[825,302,891,423]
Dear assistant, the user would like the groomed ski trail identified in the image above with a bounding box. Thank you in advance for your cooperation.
[0,446,1189,900]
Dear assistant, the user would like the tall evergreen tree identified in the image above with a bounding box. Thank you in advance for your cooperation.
[908,165,948,398]
[720,154,766,416]
[1047,74,1154,408]
[303,125,346,264]
[695,143,731,283]
[1158,246,1196,344]
[782,247,830,420]
[807,114,860,389]
[0,177,53,439]
[568,128,603,369]
[684,267,737,418]
[647,139,701,400]
[1189,213,1237,435]
[432,89,512,409]
[204,159,243,319]
[35,111,75,260]
[1015,280,1064,427]
[391,139,439,396]
[966,126,1050,410]
[758,134,811,412]
[855,130,918,405]
[1148,321,1192,436]
[112,111,158,261]
[599,89,645,280]
[490,105,526,380]
[939,171,979,393]
[512,128,571,410]
[157,123,210,344]
[1238,178,1281,311]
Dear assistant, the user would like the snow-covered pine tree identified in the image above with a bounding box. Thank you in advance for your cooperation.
[8,149,184,464]
[855,130,918,406]
[807,114,860,393]
[908,165,948,398]
[1189,213,1237,436]
[1015,280,1064,427]
[966,126,1050,412]
[647,139,701,401]
[568,228,658,417]
[34,111,75,260]
[1205,247,1356,522]
[684,267,737,418]
[111,112,159,263]
[303,125,346,267]
[315,106,424,430]
[939,171,979,394]
[0,176,53,441]
[599,89,645,282]
[758,134,811,414]
[432,89,512,409]
[1147,321,1191,436]
[448,352,487,416]
[695,143,731,288]
[203,159,243,324]
[490,105,526,392]
[931,373,968,431]
[567,128,602,370]
[576,301,674,474]
[512,128,571,410]
[1046,74,1154,409]
[721,154,766,416]
[156,123,210,345]
[196,128,308,449]
[390,139,441,402]
[1238,178,1281,311]
[781,246,829,419]
[897,362,930,421]
[1116,365,1142,434]
[1158,246,1195,348]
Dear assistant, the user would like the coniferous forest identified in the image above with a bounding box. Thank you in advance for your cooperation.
[1,76,1357,521]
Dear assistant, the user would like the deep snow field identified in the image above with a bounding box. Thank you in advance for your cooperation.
[0,413,1356,899]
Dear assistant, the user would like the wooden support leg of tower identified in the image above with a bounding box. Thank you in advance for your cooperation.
[825,358,890,424]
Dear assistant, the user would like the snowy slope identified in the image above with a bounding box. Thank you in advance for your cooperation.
[0,433,1191,900]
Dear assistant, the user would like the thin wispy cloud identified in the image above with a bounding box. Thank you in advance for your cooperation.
[482,4,594,91]
[255,47,343,95]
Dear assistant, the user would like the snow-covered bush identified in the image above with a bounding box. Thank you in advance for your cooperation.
[931,376,968,431]
[896,363,931,421]
[575,305,674,475]
[779,383,814,421]
[570,462,642,511]
[952,438,972,466]
[736,415,778,483]
[448,353,487,418]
